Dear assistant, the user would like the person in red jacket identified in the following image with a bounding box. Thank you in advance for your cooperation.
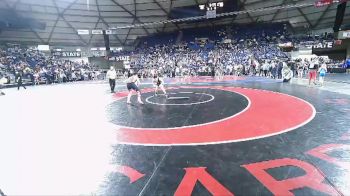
[308,59,319,86]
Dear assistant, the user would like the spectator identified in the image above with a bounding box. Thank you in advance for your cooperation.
[277,61,283,79]
[346,58,350,74]
[308,59,319,86]
[0,74,7,95]
[297,61,304,79]
[318,63,327,86]
[282,64,292,83]
[16,71,26,90]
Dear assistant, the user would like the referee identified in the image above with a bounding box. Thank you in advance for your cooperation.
[106,66,117,93]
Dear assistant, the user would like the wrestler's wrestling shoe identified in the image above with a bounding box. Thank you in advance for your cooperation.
[138,97,144,104]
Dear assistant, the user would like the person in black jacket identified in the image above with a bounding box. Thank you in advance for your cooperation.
[16,71,27,90]
[277,61,283,79]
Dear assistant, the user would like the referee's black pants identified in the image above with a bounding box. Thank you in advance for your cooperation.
[109,79,116,93]
[17,81,26,90]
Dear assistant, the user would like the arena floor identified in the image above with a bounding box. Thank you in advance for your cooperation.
[1,76,350,195]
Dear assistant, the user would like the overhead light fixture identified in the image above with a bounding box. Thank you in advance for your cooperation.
[38,45,50,51]
[77,29,90,35]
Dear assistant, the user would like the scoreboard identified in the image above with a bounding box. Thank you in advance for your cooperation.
[169,0,237,20]
[199,2,224,11]
[199,1,224,19]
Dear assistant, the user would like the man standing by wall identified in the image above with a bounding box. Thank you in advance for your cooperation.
[16,71,27,91]
[106,66,117,93]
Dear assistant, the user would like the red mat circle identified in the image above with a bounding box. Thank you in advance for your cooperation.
[114,86,316,146]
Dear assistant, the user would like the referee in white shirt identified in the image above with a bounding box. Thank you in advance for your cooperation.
[106,66,117,93]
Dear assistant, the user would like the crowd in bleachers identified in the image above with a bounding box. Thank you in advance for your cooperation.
[130,43,286,78]
[126,23,347,79]
[0,46,101,87]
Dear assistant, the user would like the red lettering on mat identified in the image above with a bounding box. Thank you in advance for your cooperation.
[115,165,145,183]
[175,167,234,196]
[306,144,350,170]
[242,158,340,196]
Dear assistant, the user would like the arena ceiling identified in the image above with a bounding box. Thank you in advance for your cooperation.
[0,0,349,47]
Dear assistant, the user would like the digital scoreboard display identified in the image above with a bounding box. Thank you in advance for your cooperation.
[199,2,224,11]
[169,0,237,21]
